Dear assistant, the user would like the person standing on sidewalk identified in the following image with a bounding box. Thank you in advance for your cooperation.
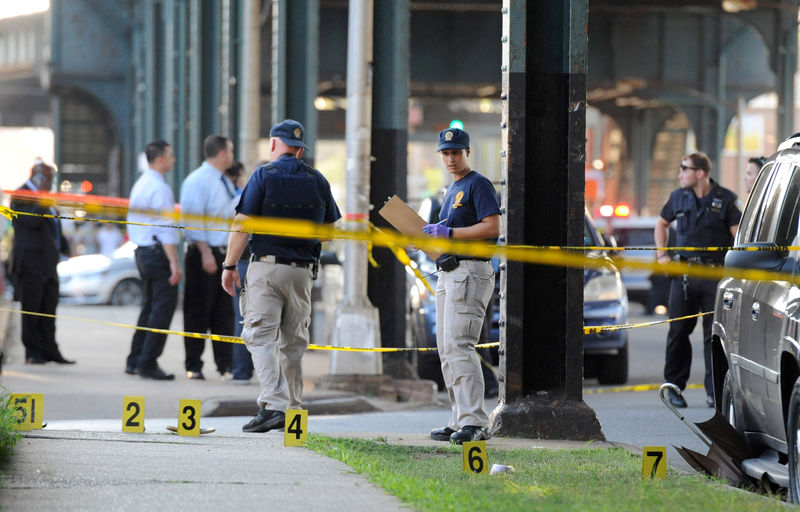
[221,119,340,433]
[10,160,75,365]
[180,135,236,380]
[225,160,254,384]
[125,140,182,380]
[423,128,500,444]
[655,152,741,408]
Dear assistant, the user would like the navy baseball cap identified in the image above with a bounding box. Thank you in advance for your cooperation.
[436,128,470,151]
[270,119,310,150]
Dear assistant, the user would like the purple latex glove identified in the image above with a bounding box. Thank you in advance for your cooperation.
[423,222,450,238]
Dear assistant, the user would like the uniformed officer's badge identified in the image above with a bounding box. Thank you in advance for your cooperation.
[711,198,723,212]
[452,191,464,209]
[445,131,454,141]
[294,128,302,138]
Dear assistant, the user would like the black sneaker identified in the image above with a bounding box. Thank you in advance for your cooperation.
[242,409,285,433]
[450,425,489,444]
[667,388,687,408]
[430,426,456,441]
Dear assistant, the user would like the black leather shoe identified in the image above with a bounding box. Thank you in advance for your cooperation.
[26,357,46,365]
[50,356,76,364]
[186,370,205,380]
[667,388,687,408]
[450,425,490,444]
[125,364,137,375]
[242,409,285,433]
[138,367,175,380]
[430,426,456,441]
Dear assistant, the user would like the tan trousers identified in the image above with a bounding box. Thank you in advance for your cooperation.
[435,259,494,429]
[240,261,312,412]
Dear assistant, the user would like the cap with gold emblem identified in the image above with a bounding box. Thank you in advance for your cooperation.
[270,119,310,150]
[436,127,470,151]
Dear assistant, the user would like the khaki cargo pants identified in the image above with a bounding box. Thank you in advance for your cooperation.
[240,261,313,412]
[435,259,494,429]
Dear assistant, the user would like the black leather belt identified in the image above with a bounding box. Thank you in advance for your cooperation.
[251,254,313,269]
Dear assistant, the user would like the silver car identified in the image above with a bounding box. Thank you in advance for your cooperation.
[58,241,144,306]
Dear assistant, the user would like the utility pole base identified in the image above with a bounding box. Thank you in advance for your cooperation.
[489,393,605,441]
[328,305,382,375]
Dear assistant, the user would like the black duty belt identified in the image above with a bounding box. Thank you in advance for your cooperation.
[251,254,314,269]
[677,255,723,266]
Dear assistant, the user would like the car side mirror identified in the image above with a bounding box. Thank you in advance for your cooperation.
[725,245,788,271]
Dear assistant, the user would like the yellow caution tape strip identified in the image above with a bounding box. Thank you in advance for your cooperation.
[5,201,800,289]
[584,383,705,394]
[584,311,712,335]
[0,306,498,353]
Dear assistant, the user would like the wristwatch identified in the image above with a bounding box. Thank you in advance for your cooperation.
[222,263,237,271]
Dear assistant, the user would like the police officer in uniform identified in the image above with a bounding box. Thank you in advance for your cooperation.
[423,127,500,444]
[655,152,741,408]
[221,119,341,433]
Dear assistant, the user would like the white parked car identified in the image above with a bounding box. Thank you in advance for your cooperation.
[58,241,143,306]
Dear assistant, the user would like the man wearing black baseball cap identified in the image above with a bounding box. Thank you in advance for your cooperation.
[423,127,500,444]
[221,119,341,433]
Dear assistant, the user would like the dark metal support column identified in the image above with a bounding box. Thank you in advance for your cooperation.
[271,0,318,160]
[490,0,603,440]
[368,0,411,377]
[777,21,797,141]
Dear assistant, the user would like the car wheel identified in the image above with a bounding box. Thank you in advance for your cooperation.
[787,377,800,503]
[110,279,144,306]
[597,344,628,385]
[720,370,740,429]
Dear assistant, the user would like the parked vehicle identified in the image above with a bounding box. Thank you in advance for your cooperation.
[408,202,629,386]
[711,133,800,499]
[58,241,143,306]
[602,215,671,314]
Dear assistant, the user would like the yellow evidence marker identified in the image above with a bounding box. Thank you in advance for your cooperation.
[284,409,308,446]
[177,399,202,436]
[10,393,44,430]
[462,440,488,474]
[642,446,667,479]
[122,396,145,433]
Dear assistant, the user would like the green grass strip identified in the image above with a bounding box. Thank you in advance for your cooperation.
[0,391,20,461]
[306,436,785,512]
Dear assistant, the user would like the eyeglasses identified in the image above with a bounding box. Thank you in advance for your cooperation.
[679,164,700,171]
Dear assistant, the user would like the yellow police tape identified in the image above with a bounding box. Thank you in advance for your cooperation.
[0,306,498,353]
[4,199,800,290]
[583,383,705,395]
[584,311,712,335]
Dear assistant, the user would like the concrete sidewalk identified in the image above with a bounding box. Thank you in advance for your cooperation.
[0,304,628,511]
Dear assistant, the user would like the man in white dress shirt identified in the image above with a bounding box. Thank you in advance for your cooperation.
[125,140,182,379]
[180,135,236,380]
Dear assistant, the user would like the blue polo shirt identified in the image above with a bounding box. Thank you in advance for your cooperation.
[236,155,341,262]
[439,170,500,261]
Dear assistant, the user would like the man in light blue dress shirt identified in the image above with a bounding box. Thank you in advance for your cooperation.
[179,135,236,380]
[125,140,182,379]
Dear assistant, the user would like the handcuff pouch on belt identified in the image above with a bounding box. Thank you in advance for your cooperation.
[437,255,460,272]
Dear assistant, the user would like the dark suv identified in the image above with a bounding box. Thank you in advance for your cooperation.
[711,134,800,500]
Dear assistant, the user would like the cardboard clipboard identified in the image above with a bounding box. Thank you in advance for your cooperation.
[378,195,441,261]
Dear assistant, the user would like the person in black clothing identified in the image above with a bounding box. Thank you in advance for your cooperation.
[10,161,74,365]
[655,152,741,408]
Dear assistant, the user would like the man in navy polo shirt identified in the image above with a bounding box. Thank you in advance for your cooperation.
[221,119,341,433]
[422,127,500,444]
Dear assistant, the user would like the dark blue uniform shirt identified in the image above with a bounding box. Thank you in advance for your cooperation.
[236,155,341,262]
[438,170,500,263]
[660,179,741,262]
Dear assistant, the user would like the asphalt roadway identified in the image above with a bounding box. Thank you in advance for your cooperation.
[0,302,716,510]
